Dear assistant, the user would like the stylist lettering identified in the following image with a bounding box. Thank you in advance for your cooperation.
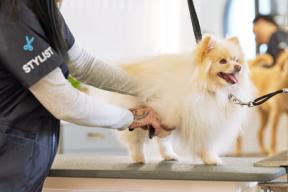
[23,47,54,73]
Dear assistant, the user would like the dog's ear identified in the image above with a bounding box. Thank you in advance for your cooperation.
[227,37,240,45]
[201,36,216,54]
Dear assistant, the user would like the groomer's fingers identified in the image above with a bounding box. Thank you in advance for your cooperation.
[128,104,163,138]
[161,124,176,131]
[155,112,162,123]
[149,111,161,136]
[154,127,160,136]
[140,126,148,131]
[151,121,161,136]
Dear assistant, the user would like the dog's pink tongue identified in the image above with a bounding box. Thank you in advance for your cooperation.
[227,74,239,84]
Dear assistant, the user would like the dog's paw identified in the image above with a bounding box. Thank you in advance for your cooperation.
[157,129,172,138]
[162,152,179,161]
[132,155,145,164]
[202,155,222,165]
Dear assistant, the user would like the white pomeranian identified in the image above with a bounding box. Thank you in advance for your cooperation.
[110,36,255,165]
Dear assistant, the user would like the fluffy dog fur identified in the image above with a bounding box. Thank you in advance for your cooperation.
[236,52,288,156]
[110,36,255,165]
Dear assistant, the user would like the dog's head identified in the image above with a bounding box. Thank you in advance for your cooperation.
[192,36,248,92]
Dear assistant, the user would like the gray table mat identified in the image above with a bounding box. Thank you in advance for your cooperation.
[48,155,286,182]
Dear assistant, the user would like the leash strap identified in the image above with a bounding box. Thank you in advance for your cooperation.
[230,89,288,107]
[187,0,202,43]
[252,90,284,106]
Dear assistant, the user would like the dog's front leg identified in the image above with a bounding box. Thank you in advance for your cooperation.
[126,129,146,163]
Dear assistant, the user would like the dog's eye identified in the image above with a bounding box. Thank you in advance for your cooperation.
[220,59,227,64]
[236,59,239,63]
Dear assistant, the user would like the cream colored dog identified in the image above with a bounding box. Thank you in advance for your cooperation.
[111,36,255,165]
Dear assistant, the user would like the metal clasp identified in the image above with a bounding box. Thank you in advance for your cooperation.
[229,94,255,107]
[282,88,288,94]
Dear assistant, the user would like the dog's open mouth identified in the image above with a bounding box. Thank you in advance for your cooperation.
[218,72,239,84]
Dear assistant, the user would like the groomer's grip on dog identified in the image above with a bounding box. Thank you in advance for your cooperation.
[127,104,163,136]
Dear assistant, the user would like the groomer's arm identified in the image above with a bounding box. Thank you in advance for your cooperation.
[29,68,162,133]
[67,42,140,96]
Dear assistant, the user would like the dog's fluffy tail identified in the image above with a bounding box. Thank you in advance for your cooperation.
[248,53,274,67]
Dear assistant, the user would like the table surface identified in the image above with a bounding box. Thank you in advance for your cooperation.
[48,155,286,182]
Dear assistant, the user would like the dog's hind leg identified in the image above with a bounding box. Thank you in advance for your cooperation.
[269,110,281,156]
[258,109,269,154]
[286,113,288,148]
[156,136,179,161]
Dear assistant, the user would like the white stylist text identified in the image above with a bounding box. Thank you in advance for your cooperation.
[23,47,54,73]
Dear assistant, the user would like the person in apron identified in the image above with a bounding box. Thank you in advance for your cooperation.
[0,0,166,191]
[253,14,288,67]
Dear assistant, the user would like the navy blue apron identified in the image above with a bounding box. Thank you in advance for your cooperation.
[266,30,288,67]
[0,0,75,191]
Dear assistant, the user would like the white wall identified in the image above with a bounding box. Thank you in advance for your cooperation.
[61,0,199,61]
[199,0,228,38]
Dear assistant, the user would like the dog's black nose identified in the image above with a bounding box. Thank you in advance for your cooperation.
[235,65,242,72]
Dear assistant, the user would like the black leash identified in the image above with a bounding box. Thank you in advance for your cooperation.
[187,0,202,43]
[230,89,288,107]
[253,90,284,106]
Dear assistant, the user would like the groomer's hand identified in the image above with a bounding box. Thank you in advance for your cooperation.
[128,104,162,135]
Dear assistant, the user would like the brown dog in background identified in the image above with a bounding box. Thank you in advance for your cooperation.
[236,51,288,156]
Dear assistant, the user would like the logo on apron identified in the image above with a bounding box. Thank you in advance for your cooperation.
[23,36,34,51]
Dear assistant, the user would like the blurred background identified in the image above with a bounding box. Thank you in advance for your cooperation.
[58,0,288,158]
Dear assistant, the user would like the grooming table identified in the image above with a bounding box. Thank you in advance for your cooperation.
[255,150,288,192]
[43,155,287,192]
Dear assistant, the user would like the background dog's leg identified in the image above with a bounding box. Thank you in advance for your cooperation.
[287,113,288,148]
[127,129,146,163]
[156,136,179,161]
[258,109,269,154]
[234,135,242,156]
[200,152,222,165]
[269,110,281,156]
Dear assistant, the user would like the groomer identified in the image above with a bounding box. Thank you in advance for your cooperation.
[0,0,168,191]
[253,14,288,67]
